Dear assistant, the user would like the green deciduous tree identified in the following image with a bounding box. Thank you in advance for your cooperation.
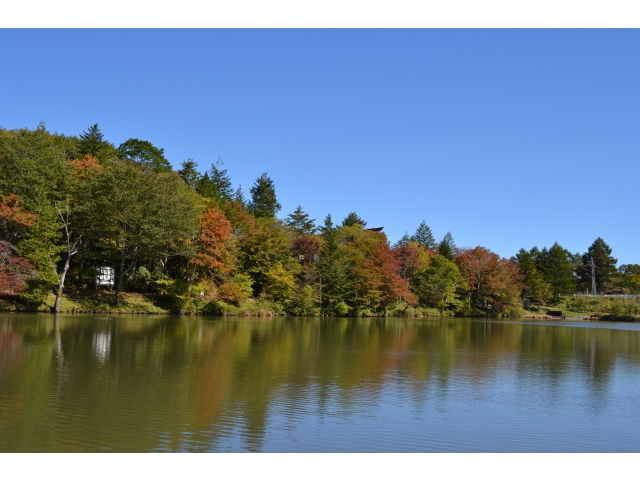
[514,248,551,307]
[237,218,292,296]
[0,124,73,302]
[413,254,466,314]
[118,138,172,172]
[264,262,298,304]
[619,264,640,294]
[82,159,202,305]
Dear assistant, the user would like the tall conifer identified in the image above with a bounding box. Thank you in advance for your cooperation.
[412,221,437,250]
[438,232,455,260]
[318,214,350,315]
[285,206,316,234]
[209,157,233,201]
[249,172,281,218]
[177,159,201,189]
[341,212,367,228]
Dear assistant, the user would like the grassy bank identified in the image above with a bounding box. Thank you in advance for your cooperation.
[3,292,639,321]
[0,293,466,317]
[0,292,285,316]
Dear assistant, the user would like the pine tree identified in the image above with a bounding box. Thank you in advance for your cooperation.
[177,159,201,189]
[78,124,103,155]
[249,172,281,218]
[233,184,246,206]
[209,157,233,201]
[437,232,455,260]
[197,172,217,200]
[78,124,115,160]
[341,212,367,227]
[285,206,316,234]
[318,214,350,315]
[537,242,576,302]
[412,221,437,250]
[394,232,412,248]
[580,237,618,293]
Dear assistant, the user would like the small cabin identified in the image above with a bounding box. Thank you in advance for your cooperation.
[96,266,115,287]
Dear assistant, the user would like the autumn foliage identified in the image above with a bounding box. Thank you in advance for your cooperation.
[371,237,417,307]
[68,154,102,180]
[0,194,38,294]
[0,193,37,243]
[1,124,590,316]
[291,234,320,265]
[0,241,38,295]
[194,207,233,274]
[455,246,523,315]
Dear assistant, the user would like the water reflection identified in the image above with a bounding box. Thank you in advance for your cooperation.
[1,314,640,452]
[92,329,111,364]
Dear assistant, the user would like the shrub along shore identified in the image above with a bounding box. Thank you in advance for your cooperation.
[1,292,638,323]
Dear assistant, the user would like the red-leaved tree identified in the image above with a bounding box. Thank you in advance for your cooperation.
[0,241,37,294]
[0,193,38,294]
[291,234,320,265]
[371,237,417,309]
[455,246,523,315]
[192,207,233,278]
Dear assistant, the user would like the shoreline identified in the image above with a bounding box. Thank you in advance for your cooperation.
[2,294,638,322]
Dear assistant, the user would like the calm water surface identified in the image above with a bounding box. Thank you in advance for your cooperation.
[1,314,640,452]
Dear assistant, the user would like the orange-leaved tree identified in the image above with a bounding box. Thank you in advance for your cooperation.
[68,154,103,181]
[192,207,233,279]
[371,234,417,311]
[455,246,523,316]
[0,193,37,244]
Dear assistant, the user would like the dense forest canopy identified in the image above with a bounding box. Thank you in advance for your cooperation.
[1,123,638,316]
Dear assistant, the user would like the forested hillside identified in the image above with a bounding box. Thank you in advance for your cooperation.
[1,124,639,316]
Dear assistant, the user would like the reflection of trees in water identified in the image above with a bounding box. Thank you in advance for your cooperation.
[1,314,640,451]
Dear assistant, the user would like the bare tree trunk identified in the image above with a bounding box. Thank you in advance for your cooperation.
[52,202,81,314]
[53,254,71,313]
[115,253,125,307]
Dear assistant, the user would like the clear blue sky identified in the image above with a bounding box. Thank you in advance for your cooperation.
[1,29,638,264]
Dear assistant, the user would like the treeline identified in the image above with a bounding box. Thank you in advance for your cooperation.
[1,124,638,316]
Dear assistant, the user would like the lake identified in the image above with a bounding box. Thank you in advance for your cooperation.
[1,313,640,452]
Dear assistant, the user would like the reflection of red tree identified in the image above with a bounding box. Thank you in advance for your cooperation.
[0,328,22,353]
